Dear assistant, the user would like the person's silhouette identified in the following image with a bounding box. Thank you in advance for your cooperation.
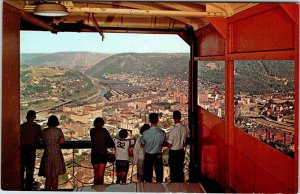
[20,110,42,190]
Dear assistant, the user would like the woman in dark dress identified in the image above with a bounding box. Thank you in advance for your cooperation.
[39,115,66,191]
[90,117,115,185]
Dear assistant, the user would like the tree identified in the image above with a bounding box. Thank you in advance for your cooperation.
[60,114,67,120]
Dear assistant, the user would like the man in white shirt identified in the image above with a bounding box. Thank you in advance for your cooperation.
[167,110,190,182]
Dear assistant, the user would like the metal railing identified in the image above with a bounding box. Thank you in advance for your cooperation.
[33,141,189,190]
[34,141,134,190]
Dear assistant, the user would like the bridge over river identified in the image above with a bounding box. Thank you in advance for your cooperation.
[36,99,72,113]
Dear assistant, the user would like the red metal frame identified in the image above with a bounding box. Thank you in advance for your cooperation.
[293,4,299,192]
[194,56,225,61]
[226,50,295,60]
[195,3,299,193]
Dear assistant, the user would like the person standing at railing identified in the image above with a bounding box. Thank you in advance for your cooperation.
[113,129,135,184]
[167,110,190,183]
[20,110,42,191]
[141,113,166,182]
[133,124,150,182]
[38,115,66,191]
[90,117,115,185]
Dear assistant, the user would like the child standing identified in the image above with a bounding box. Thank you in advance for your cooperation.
[113,129,135,184]
[133,124,150,182]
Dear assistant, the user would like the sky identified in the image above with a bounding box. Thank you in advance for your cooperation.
[21,31,190,54]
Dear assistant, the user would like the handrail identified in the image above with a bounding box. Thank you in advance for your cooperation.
[36,140,92,149]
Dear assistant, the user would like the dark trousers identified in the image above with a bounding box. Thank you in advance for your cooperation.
[169,149,185,182]
[20,147,36,191]
[144,153,163,182]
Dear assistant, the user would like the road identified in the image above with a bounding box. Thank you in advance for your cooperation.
[253,117,294,133]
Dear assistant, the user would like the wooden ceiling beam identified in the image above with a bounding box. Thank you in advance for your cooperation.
[206,3,234,17]
[231,3,259,14]
[22,2,204,30]
[52,15,186,29]
[68,27,185,34]
[87,2,199,28]
[155,2,205,12]
[68,7,225,18]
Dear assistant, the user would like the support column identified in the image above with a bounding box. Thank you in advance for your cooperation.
[293,6,299,192]
[1,2,21,190]
[225,59,234,191]
[225,21,234,192]
[188,31,200,182]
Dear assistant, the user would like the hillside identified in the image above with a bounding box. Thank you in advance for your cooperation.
[21,52,111,70]
[84,53,190,79]
[198,60,294,95]
[20,67,97,101]
[85,53,294,95]
[21,52,294,96]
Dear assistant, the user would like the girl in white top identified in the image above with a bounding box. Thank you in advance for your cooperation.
[113,129,135,184]
[133,124,150,182]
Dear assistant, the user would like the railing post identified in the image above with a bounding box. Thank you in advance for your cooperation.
[72,148,75,189]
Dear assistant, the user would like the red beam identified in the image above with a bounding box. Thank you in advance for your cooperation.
[194,55,225,61]
[227,50,295,60]
[225,60,235,192]
[293,5,299,192]
[194,50,295,61]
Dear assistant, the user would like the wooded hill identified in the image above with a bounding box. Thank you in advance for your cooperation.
[21,52,294,95]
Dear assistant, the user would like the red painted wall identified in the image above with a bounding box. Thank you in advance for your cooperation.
[231,126,293,192]
[199,108,294,192]
[229,4,295,53]
[196,24,225,57]
[199,108,226,189]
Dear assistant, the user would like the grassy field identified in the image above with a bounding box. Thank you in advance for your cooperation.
[31,67,67,79]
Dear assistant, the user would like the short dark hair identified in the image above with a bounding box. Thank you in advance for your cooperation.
[173,110,181,120]
[93,117,105,127]
[119,129,128,139]
[47,115,60,127]
[149,113,159,124]
[140,124,150,135]
[26,110,36,120]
